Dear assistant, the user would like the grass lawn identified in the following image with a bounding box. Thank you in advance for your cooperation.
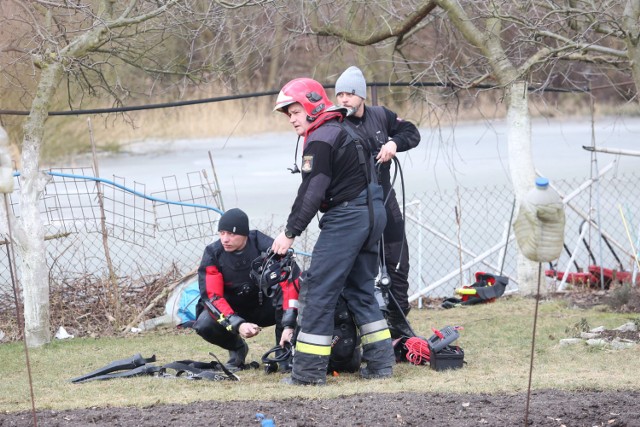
[1,296,638,413]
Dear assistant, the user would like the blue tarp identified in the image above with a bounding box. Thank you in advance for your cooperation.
[177,281,199,324]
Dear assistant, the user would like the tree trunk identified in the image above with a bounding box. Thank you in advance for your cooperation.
[267,13,283,88]
[16,60,63,347]
[623,0,640,97]
[0,125,14,229]
[625,42,640,100]
[506,81,539,295]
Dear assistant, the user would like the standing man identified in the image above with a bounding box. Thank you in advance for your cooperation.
[272,77,395,385]
[335,66,421,338]
[193,208,298,371]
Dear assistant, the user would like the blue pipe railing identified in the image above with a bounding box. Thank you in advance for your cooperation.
[13,170,312,257]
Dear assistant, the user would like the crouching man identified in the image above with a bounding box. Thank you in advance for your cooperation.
[193,208,298,370]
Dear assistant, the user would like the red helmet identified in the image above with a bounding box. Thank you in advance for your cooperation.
[274,78,334,121]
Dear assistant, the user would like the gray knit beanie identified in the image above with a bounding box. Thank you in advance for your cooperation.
[335,66,367,100]
[218,208,249,236]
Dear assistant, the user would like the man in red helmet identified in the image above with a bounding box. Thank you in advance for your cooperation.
[272,77,395,385]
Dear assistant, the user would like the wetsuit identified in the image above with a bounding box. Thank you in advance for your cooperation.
[193,230,297,353]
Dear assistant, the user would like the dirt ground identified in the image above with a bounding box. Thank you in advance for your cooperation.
[2,289,639,427]
[2,389,639,427]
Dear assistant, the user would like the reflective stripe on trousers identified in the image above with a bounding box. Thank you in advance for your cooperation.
[291,185,387,383]
[359,319,391,346]
[295,331,332,356]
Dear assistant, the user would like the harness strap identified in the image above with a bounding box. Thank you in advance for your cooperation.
[339,122,377,184]
[338,122,377,247]
[160,361,239,381]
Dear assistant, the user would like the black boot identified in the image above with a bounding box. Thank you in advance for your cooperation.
[361,338,395,380]
[226,339,249,370]
[386,308,415,339]
[360,365,393,379]
[289,352,329,385]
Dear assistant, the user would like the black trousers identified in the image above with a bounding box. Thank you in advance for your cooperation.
[193,299,283,351]
[382,188,411,314]
[292,185,394,383]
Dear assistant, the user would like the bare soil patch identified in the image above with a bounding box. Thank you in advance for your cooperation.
[2,390,639,426]
[559,284,640,313]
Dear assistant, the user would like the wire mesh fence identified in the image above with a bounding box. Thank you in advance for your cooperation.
[403,166,640,301]
[1,164,639,316]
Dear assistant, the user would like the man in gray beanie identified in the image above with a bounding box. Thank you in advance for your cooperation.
[335,65,368,100]
[335,66,421,339]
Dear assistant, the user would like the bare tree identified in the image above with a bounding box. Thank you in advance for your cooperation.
[527,1,639,100]
[0,0,274,347]
[430,0,640,292]
[302,0,637,294]
[301,1,541,292]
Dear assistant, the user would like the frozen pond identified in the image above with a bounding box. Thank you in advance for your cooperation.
[87,116,640,225]
[22,115,638,299]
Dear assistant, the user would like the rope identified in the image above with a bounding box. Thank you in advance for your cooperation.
[524,263,543,425]
[404,337,430,365]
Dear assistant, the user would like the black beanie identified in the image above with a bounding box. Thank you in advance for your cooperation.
[218,208,249,236]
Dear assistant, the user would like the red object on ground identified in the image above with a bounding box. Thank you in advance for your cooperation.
[546,265,640,288]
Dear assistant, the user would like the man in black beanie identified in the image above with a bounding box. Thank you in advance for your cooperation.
[216,207,250,236]
[194,208,363,375]
[193,208,299,371]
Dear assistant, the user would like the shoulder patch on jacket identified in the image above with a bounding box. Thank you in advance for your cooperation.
[301,155,313,173]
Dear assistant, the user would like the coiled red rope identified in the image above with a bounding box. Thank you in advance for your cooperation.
[404,337,430,365]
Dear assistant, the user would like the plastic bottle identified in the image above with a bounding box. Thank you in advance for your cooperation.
[513,177,565,262]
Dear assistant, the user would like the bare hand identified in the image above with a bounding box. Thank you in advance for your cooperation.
[376,140,397,163]
[279,327,294,346]
[238,322,261,338]
[272,232,294,255]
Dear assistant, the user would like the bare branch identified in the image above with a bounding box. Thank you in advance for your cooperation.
[536,29,627,58]
[311,1,437,46]
[112,0,179,29]
[214,0,274,9]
